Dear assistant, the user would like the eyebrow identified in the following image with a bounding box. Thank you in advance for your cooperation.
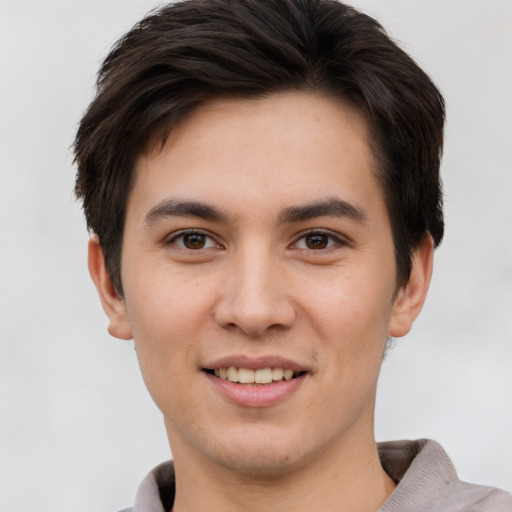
[145,198,229,225]
[277,198,367,225]
[144,197,366,227]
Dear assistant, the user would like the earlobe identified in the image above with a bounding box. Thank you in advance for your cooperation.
[389,235,434,338]
[88,235,133,340]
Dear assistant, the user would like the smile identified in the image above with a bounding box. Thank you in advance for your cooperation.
[207,367,304,384]
[203,368,308,407]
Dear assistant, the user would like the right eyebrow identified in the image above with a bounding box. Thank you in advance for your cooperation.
[144,198,229,226]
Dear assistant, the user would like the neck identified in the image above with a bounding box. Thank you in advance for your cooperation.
[169,431,396,512]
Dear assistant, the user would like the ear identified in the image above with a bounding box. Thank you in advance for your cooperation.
[389,235,434,338]
[88,235,133,340]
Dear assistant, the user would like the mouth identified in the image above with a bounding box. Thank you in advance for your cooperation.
[203,367,307,385]
[202,358,309,407]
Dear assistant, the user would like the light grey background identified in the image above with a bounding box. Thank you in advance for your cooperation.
[1,0,511,510]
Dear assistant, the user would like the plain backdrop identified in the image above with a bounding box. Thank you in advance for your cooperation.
[1,0,511,510]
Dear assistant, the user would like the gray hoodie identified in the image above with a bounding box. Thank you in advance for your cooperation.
[121,439,512,511]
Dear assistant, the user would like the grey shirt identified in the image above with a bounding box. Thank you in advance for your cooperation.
[122,439,512,511]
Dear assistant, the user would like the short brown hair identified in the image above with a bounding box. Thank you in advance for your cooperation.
[74,0,445,295]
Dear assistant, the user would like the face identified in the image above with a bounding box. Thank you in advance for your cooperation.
[91,92,431,476]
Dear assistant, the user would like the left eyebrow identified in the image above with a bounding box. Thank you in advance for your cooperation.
[276,197,367,225]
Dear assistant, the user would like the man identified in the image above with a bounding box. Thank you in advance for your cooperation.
[74,0,512,510]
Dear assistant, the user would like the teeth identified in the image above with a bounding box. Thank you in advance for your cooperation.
[227,367,238,382]
[272,368,284,380]
[213,367,300,384]
[283,369,294,381]
[238,368,255,383]
[255,368,273,384]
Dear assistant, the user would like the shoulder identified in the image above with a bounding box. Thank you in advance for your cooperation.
[119,460,175,512]
[378,439,512,512]
[439,480,512,511]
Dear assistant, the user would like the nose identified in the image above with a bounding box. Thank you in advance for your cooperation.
[213,246,296,337]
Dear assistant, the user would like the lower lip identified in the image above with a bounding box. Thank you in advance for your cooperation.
[203,372,307,407]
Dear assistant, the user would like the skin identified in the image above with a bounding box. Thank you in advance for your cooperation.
[89,92,433,511]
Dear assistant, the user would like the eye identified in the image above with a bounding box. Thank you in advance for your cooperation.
[167,230,220,250]
[293,231,344,250]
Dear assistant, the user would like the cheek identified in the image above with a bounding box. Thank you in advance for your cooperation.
[123,279,208,418]
[123,270,212,372]
[126,263,211,327]
[301,269,393,363]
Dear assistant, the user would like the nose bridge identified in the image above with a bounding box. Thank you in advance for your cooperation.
[214,238,295,335]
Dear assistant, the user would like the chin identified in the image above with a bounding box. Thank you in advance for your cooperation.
[211,447,308,478]
[200,425,320,478]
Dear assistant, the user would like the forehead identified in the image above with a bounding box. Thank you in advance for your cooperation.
[130,92,384,222]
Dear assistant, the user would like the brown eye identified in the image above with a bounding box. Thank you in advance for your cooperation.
[168,231,219,250]
[294,231,344,251]
[305,234,329,249]
[183,233,208,249]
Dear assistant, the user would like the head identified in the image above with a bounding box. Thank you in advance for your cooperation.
[75,0,445,483]
[74,0,445,297]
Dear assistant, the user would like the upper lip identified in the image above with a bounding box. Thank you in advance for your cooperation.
[203,355,309,373]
